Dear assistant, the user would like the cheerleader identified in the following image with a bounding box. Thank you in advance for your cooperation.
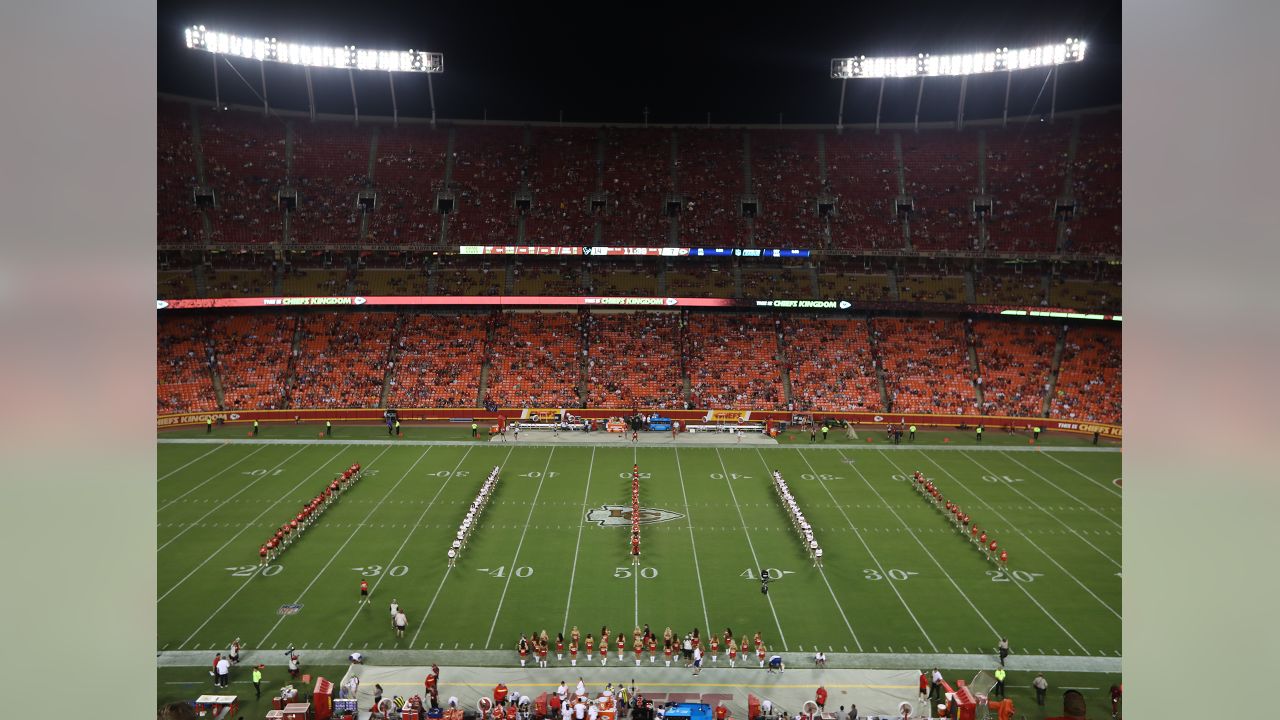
[585,634,594,662]
[556,632,565,661]
[727,638,738,668]
[518,635,530,668]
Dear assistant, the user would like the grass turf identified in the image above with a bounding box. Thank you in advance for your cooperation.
[158,435,1121,707]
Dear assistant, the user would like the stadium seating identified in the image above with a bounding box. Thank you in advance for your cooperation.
[158,270,198,299]
[450,126,524,244]
[974,267,1047,306]
[288,123,369,244]
[290,314,395,408]
[1050,325,1121,424]
[210,314,296,410]
[971,320,1057,417]
[1048,272,1121,313]
[871,317,976,414]
[433,255,506,296]
[900,131,981,251]
[749,130,822,246]
[602,128,672,245]
[353,268,432,296]
[586,312,684,408]
[815,258,893,301]
[512,258,583,295]
[157,316,218,412]
[197,108,287,244]
[740,266,814,300]
[675,129,747,246]
[485,311,582,408]
[665,265,736,298]
[824,130,901,250]
[205,267,275,297]
[525,128,598,245]
[984,121,1071,253]
[365,125,449,245]
[1066,113,1121,255]
[686,315,784,408]
[157,101,204,245]
[896,274,967,303]
[386,315,487,407]
[587,261,658,296]
[282,268,350,296]
[783,317,882,411]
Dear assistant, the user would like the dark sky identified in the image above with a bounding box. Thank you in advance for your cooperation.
[158,0,1120,125]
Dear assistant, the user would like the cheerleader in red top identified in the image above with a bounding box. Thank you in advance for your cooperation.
[617,634,625,661]
[585,634,594,662]
[518,636,529,668]
[569,638,579,667]
[647,635,657,663]
[709,635,720,663]
[663,639,674,667]
[633,638,643,666]
[727,639,738,668]
[556,632,565,661]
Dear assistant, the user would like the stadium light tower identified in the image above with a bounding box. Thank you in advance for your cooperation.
[830,38,1086,131]
[185,25,445,127]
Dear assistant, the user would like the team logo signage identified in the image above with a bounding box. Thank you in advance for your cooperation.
[587,505,684,527]
[278,603,304,616]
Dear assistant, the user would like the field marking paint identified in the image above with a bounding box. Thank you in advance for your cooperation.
[834,449,1005,643]
[158,446,308,549]
[926,453,1122,618]
[711,448,788,650]
[755,449,863,651]
[484,447,557,649]
[158,444,230,482]
[413,446,517,647]
[332,446,479,648]
[255,447,437,648]
[173,444,387,645]
[1036,452,1123,497]
[561,447,596,630]
[999,452,1122,529]
[633,445,640,628]
[871,451,1088,654]
[158,445,372,603]
[961,452,1122,567]
[673,444,712,635]
[783,450,907,652]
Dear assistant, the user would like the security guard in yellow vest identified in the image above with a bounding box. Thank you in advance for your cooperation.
[472,422,478,438]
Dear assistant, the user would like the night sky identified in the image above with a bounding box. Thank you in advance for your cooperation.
[158,0,1120,125]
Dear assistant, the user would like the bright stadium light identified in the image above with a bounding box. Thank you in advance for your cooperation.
[831,38,1085,78]
[185,25,443,73]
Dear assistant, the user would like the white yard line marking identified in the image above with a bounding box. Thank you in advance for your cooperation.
[782,449,903,652]
[925,453,1122,618]
[633,445,640,628]
[711,448,788,650]
[332,446,477,648]
[484,448,557,649]
[561,448,596,630]
[158,445,370,603]
[158,444,230,482]
[1037,452,1122,497]
[999,452,1122,529]
[673,444,712,635]
[256,447,436,648]
[158,445,269,510]
[960,452,1122,567]
[159,446,308,549]
[869,450,1088,654]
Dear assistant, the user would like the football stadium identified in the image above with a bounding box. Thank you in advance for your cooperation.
[156,4,1122,719]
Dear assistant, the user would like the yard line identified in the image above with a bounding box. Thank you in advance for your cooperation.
[867,450,1088,654]
[752,448,865,650]
[916,452,1121,620]
[673,444,712,635]
[158,444,229,481]
[484,448,557,649]
[175,444,392,645]
[561,446,597,631]
[781,450,905,652]
[634,445,640,628]
[711,448,788,651]
[159,446,308,549]
[255,446,437,648]
[1036,452,1123,497]
[961,452,1122,567]
[331,446,479,648]
[158,445,271,511]
[999,452,1122,529]
[159,445,370,603]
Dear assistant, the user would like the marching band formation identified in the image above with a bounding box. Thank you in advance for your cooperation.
[772,470,823,568]
[259,461,362,565]
[451,466,501,567]
[912,470,1008,566]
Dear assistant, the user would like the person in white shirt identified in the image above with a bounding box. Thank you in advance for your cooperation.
[557,683,567,701]
[574,700,587,720]
[588,701,599,720]
[389,600,399,629]
[576,679,587,697]
[215,656,231,688]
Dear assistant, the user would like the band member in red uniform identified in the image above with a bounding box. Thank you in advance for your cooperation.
[359,579,369,603]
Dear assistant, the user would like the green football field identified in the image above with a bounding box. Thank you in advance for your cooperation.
[158,428,1120,672]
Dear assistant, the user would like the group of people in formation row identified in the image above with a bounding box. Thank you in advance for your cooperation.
[518,625,771,668]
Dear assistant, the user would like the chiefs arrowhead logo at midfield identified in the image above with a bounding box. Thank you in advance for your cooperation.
[586,505,684,527]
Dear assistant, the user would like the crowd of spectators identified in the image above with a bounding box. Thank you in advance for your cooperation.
[740,266,814,300]
[784,317,882,411]
[1050,325,1121,424]
[1066,113,1122,255]
[386,315,487,407]
[896,274,967,303]
[287,123,368,244]
[434,256,505,296]
[601,128,672,245]
[289,314,394,408]
[485,312,582,408]
[365,126,449,245]
[209,314,296,409]
[449,126,525,244]
[158,270,198,299]
[685,314,783,408]
[586,312,684,408]
[674,129,748,246]
[871,317,977,414]
[664,265,736,298]
[512,258,584,295]
[157,316,218,413]
[971,320,1057,417]
[197,108,287,244]
[157,101,204,245]
[1049,276,1121,313]
[824,130,902,250]
[524,128,598,245]
[749,130,822,247]
[984,121,1072,253]
[901,132,981,251]
[282,267,350,297]
[353,268,433,296]
[974,268,1048,306]
[815,257,894,301]
[587,262,659,296]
